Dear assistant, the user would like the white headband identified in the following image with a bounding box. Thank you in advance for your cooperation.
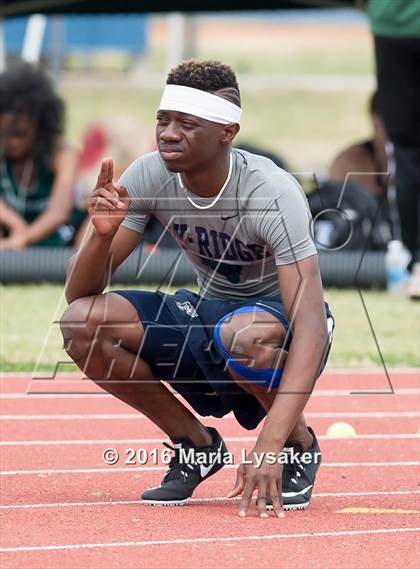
[158,84,242,125]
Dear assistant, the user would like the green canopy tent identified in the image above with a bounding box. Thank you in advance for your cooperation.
[1,0,357,17]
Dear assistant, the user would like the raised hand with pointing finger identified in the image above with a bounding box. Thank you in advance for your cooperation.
[87,157,130,237]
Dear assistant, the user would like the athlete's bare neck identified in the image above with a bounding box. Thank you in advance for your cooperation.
[179,152,231,198]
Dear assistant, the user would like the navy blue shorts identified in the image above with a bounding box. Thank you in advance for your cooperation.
[112,288,334,430]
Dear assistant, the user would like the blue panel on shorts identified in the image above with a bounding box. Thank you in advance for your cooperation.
[213,307,283,389]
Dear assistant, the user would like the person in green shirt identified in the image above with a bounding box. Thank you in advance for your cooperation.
[0,63,87,249]
[367,0,420,299]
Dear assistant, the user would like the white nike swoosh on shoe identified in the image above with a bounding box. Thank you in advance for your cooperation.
[200,440,223,478]
[282,484,312,498]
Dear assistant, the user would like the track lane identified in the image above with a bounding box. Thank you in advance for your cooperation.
[1,437,419,470]
[1,492,419,548]
[2,391,419,414]
[1,464,419,505]
[2,416,419,440]
[1,370,419,568]
[1,370,419,395]
[3,531,419,569]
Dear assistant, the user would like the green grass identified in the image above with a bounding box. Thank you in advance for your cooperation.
[1,285,418,373]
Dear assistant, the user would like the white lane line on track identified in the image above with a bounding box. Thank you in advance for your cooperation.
[0,394,109,399]
[1,490,419,510]
[1,411,420,420]
[3,388,420,399]
[1,461,419,476]
[1,527,419,553]
[1,433,419,446]
[2,367,419,378]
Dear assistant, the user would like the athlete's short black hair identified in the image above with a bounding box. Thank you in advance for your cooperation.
[369,91,379,116]
[0,63,64,157]
[166,59,241,107]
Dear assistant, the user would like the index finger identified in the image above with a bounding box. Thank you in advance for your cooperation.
[95,157,113,189]
[114,184,129,198]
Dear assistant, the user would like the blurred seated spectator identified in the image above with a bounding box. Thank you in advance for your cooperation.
[326,91,393,248]
[235,141,288,171]
[0,63,86,249]
[78,115,155,199]
[329,92,388,198]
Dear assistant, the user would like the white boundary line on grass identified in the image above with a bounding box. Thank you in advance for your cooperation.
[1,433,419,447]
[1,461,419,476]
[1,411,419,420]
[1,527,419,553]
[1,490,419,511]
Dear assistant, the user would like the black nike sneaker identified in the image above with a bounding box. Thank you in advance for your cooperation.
[260,427,322,512]
[281,426,322,511]
[141,427,228,506]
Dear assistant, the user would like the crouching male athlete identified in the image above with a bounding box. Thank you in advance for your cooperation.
[61,60,334,518]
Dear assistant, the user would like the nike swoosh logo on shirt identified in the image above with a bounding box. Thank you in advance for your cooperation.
[200,440,223,478]
[220,213,239,221]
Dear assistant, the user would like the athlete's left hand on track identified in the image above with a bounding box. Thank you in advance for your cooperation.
[227,447,285,518]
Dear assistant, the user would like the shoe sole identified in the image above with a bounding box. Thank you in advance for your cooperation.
[272,501,309,511]
[141,498,310,510]
[141,498,191,506]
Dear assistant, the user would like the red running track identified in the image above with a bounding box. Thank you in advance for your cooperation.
[0,369,419,568]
